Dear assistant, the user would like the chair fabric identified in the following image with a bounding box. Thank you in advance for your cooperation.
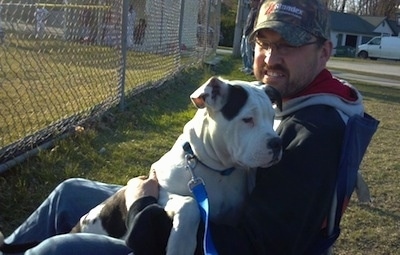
[308,113,379,255]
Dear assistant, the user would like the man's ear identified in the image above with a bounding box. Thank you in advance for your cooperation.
[321,40,333,62]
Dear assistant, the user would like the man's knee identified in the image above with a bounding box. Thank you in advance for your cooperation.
[26,234,130,255]
[55,178,87,193]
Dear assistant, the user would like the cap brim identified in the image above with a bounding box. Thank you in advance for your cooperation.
[250,21,312,47]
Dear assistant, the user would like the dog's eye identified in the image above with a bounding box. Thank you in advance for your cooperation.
[242,117,253,123]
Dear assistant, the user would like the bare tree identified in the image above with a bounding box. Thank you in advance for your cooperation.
[374,0,400,19]
[339,0,347,12]
[327,0,400,18]
[327,0,338,11]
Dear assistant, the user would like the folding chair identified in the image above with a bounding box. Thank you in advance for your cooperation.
[308,113,379,255]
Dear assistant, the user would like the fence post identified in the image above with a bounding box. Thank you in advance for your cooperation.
[119,0,129,111]
[233,0,245,57]
[201,0,211,62]
[178,0,185,53]
[0,6,3,40]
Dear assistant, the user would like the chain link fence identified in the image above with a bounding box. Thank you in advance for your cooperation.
[0,0,222,173]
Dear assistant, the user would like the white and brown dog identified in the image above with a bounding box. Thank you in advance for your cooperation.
[70,76,282,254]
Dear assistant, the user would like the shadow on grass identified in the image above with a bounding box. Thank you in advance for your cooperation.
[358,203,400,222]
[354,83,400,105]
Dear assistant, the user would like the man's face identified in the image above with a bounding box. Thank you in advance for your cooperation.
[253,29,331,99]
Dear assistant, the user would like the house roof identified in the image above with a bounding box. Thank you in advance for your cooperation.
[387,20,400,35]
[360,16,386,27]
[330,11,376,35]
[361,15,400,35]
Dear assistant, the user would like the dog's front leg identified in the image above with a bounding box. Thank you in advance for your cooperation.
[164,195,200,255]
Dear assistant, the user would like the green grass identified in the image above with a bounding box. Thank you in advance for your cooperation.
[0,36,177,146]
[1,56,399,254]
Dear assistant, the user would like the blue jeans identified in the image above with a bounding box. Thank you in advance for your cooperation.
[4,178,131,255]
[240,35,254,70]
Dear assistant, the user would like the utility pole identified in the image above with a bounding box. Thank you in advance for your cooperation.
[233,0,247,57]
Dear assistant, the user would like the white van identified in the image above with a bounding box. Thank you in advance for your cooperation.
[357,36,400,60]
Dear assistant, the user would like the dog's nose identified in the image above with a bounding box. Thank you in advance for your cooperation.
[268,137,282,154]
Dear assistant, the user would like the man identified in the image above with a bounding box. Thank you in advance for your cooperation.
[1,0,376,254]
[240,0,259,75]
[125,0,371,254]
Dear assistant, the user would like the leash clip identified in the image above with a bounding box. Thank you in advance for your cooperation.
[185,154,197,179]
[188,177,205,192]
[185,154,204,192]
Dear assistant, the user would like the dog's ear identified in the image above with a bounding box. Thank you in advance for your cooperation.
[264,85,282,111]
[190,76,229,110]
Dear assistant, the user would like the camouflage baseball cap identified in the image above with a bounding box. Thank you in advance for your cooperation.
[250,0,330,46]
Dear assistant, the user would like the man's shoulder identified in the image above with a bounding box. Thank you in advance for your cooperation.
[293,104,340,116]
[281,105,345,132]
[277,105,346,157]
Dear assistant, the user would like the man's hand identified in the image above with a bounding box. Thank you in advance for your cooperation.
[125,170,159,210]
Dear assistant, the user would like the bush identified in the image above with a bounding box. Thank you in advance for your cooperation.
[219,2,237,47]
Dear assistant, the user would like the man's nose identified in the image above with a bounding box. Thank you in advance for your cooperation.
[264,50,282,66]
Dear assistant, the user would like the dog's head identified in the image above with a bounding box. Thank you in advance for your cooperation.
[187,76,282,169]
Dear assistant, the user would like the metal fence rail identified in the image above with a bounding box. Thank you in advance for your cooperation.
[0,0,221,173]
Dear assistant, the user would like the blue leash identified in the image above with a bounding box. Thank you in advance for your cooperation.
[183,142,219,255]
[189,179,219,255]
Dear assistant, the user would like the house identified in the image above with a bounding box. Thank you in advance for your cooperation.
[330,11,376,55]
[329,11,400,56]
[360,16,400,38]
